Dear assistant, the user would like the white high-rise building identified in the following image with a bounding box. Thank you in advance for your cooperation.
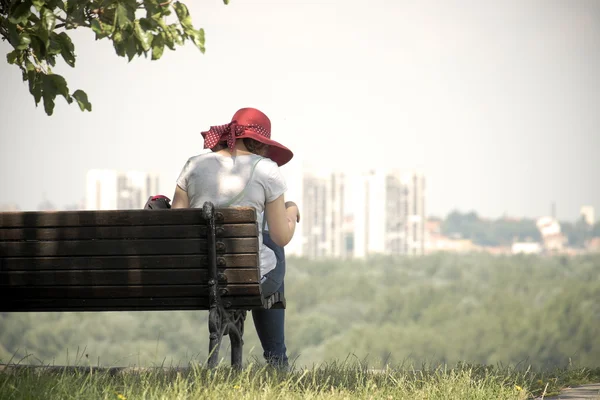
[403,171,426,256]
[349,169,426,257]
[580,206,595,226]
[86,170,160,210]
[301,170,346,259]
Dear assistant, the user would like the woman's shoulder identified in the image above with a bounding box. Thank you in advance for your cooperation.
[185,151,217,165]
[255,155,279,172]
[254,156,284,182]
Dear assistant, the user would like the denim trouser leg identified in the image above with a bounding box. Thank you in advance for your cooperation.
[252,231,288,368]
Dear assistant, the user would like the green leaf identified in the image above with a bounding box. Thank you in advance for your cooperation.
[92,19,114,39]
[35,24,50,48]
[39,72,72,115]
[190,28,205,53]
[43,73,70,99]
[7,23,20,46]
[91,19,103,36]
[41,7,57,32]
[30,35,45,58]
[111,29,127,57]
[6,50,20,65]
[116,3,133,29]
[151,32,164,60]
[143,0,160,16]
[48,36,62,56]
[139,17,158,31]
[32,0,45,13]
[173,1,193,29]
[125,34,137,61]
[42,93,55,115]
[8,1,32,25]
[27,70,43,105]
[72,89,92,112]
[134,21,152,52]
[56,32,76,67]
[163,26,176,50]
[16,33,32,50]
[25,59,36,72]
[66,0,76,13]
[112,30,124,44]
[223,0,229,4]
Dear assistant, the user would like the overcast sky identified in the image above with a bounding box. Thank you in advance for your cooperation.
[1,0,598,220]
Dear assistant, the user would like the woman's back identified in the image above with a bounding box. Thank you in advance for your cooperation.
[176,151,287,277]
[177,152,286,213]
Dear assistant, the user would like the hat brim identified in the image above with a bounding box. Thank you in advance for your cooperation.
[201,129,293,167]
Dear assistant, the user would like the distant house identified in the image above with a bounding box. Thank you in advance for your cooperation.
[586,237,600,253]
[511,242,542,255]
[536,216,567,253]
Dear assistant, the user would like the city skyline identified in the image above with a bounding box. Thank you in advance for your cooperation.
[0,163,595,224]
[2,165,595,258]
[1,1,599,220]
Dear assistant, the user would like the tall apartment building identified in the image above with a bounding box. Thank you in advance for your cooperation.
[350,169,426,257]
[301,170,346,259]
[85,170,160,210]
[580,206,595,226]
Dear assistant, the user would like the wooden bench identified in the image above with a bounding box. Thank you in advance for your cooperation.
[0,202,284,368]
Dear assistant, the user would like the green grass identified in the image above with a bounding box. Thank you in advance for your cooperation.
[1,359,599,400]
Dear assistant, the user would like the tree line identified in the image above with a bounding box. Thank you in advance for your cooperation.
[440,211,600,247]
[1,253,598,369]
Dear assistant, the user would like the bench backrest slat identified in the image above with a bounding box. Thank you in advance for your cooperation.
[0,209,256,227]
[0,224,258,241]
[5,296,264,312]
[1,254,258,270]
[0,238,258,256]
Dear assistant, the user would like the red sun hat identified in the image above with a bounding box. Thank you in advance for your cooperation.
[201,108,294,167]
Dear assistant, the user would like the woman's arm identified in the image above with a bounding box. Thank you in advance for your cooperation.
[172,185,190,209]
[265,195,299,247]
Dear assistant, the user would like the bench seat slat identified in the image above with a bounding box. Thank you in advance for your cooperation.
[0,238,257,257]
[2,284,260,298]
[0,224,259,241]
[0,296,265,312]
[0,209,256,228]
[0,268,260,285]
[0,254,259,270]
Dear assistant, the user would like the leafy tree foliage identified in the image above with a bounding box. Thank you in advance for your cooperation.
[561,217,595,249]
[442,211,541,246]
[441,210,600,248]
[0,0,227,115]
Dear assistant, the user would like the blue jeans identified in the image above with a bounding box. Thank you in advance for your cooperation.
[252,231,288,368]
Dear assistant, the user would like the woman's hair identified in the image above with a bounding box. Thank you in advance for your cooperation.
[243,138,269,156]
[211,138,269,156]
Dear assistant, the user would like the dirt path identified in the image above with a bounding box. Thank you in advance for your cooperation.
[536,383,600,400]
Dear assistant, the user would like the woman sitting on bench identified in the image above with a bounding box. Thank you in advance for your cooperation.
[171,107,299,369]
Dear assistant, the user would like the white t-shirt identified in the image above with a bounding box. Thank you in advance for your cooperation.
[176,152,287,277]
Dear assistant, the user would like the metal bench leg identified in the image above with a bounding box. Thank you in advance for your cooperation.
[204,201,247,369]
[205,201,223,368]
[228,310,246,369]
[207,295,224,368]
